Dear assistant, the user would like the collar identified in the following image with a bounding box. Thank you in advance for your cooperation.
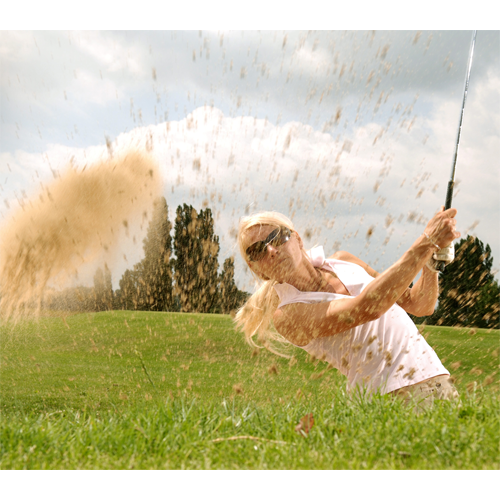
[306,246,326,268]
[274,245,328,297]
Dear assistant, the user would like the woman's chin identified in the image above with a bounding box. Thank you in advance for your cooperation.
[273,263,296,281]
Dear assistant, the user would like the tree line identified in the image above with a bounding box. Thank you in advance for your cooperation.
[46,197,249,315]
[45,202,498,328]
[424,236,499,329]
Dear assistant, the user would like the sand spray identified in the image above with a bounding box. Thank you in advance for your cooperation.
[0,149,162,321]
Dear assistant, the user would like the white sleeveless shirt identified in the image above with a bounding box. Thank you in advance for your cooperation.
[273,246,449,395]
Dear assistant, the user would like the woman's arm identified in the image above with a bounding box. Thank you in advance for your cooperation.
[331,250,380,278]
[273,207,459,345]
[396,267,439,316]
[333,250,439,317]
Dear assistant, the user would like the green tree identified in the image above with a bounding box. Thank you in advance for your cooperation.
[219,256,240,314]
[196,207,220,313]
[118,267,140,310]
[172,204,220,313]
[476,279,500,329]
[172,204,198,313]
[433,236,499,328]
[235,289,251,309]
[140,197,174,311]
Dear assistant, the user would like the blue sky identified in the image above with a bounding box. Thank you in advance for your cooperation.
[1,28,499,291]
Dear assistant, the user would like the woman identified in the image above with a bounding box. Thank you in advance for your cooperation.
[235,207,460,408]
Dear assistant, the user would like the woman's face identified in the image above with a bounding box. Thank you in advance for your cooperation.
[241,224,304,282]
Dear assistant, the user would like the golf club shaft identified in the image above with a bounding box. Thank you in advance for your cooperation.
[438,30,477,271]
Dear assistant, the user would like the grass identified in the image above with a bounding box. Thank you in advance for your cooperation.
[1,311,499,469]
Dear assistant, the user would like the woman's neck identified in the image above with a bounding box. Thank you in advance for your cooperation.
[283,257,326,292]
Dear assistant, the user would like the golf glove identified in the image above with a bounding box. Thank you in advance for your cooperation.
[426,245,455,273]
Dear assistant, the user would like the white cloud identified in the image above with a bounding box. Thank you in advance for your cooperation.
[69,69,124,106]
[75,31,146,76]
[0,31,36,60]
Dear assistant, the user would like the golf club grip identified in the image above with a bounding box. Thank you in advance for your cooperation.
[438,180,455,272]
[444,180,454,211]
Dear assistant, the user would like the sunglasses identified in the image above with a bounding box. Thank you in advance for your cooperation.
[245,226,292,262]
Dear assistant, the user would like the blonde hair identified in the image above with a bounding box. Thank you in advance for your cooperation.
[234,211,298,357]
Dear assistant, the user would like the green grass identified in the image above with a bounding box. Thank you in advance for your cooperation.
[1,311,499,469]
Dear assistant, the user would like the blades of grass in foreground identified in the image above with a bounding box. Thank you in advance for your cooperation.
[1,389,498,470]
[1,311,499,469]
[135,350,156,390]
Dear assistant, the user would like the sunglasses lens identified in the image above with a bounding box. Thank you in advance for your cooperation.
[246,228,279,261]
[246,227,290,262]
[246,243,264,262]
[278,227,291,245]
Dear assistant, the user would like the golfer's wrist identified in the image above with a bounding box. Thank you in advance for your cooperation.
[415,234,438,258]
[423,231,441,252]
[423,262,440,275]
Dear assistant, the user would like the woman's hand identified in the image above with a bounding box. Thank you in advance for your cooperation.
[426,245,455,272]
[423,206,461,250]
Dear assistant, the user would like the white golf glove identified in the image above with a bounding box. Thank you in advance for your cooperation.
[426,245,455,273]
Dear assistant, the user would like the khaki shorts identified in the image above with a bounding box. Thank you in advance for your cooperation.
[391,375,459,411]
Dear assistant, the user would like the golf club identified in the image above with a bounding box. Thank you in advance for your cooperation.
[437,30,477,272]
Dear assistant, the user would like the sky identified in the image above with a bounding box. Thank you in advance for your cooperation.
[1,27,499,292]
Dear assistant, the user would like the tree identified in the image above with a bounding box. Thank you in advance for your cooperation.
[93,267,105,311]
[93,264,114,311]
[117,197,174,312]
[117,200,249,315]
[103,264,113,310]
[433,236,499,328]
[235,289,251,309]
[118,267,141,310]
[172,204,198,313]
[196,207,220,313]
[475,279,500,329]
[140,197,174,311]
[172,204,220,313]
[43,286,95,312]
[219,256,240,314]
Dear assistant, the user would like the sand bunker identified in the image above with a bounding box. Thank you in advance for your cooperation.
[0,150,162,320]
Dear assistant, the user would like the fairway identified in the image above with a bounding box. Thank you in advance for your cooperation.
[1,311,499,469]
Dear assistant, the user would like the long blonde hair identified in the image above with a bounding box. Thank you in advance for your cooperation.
[234,211,298,357]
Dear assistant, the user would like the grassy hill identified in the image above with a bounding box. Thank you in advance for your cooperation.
[1,311,499,469]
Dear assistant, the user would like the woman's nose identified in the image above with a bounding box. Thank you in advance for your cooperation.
[266,244,278,257]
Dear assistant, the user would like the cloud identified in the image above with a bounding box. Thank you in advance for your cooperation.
[0,31,38,60]
[76,31,146,76]
[3,30,497,155]
[69,69,123,106]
